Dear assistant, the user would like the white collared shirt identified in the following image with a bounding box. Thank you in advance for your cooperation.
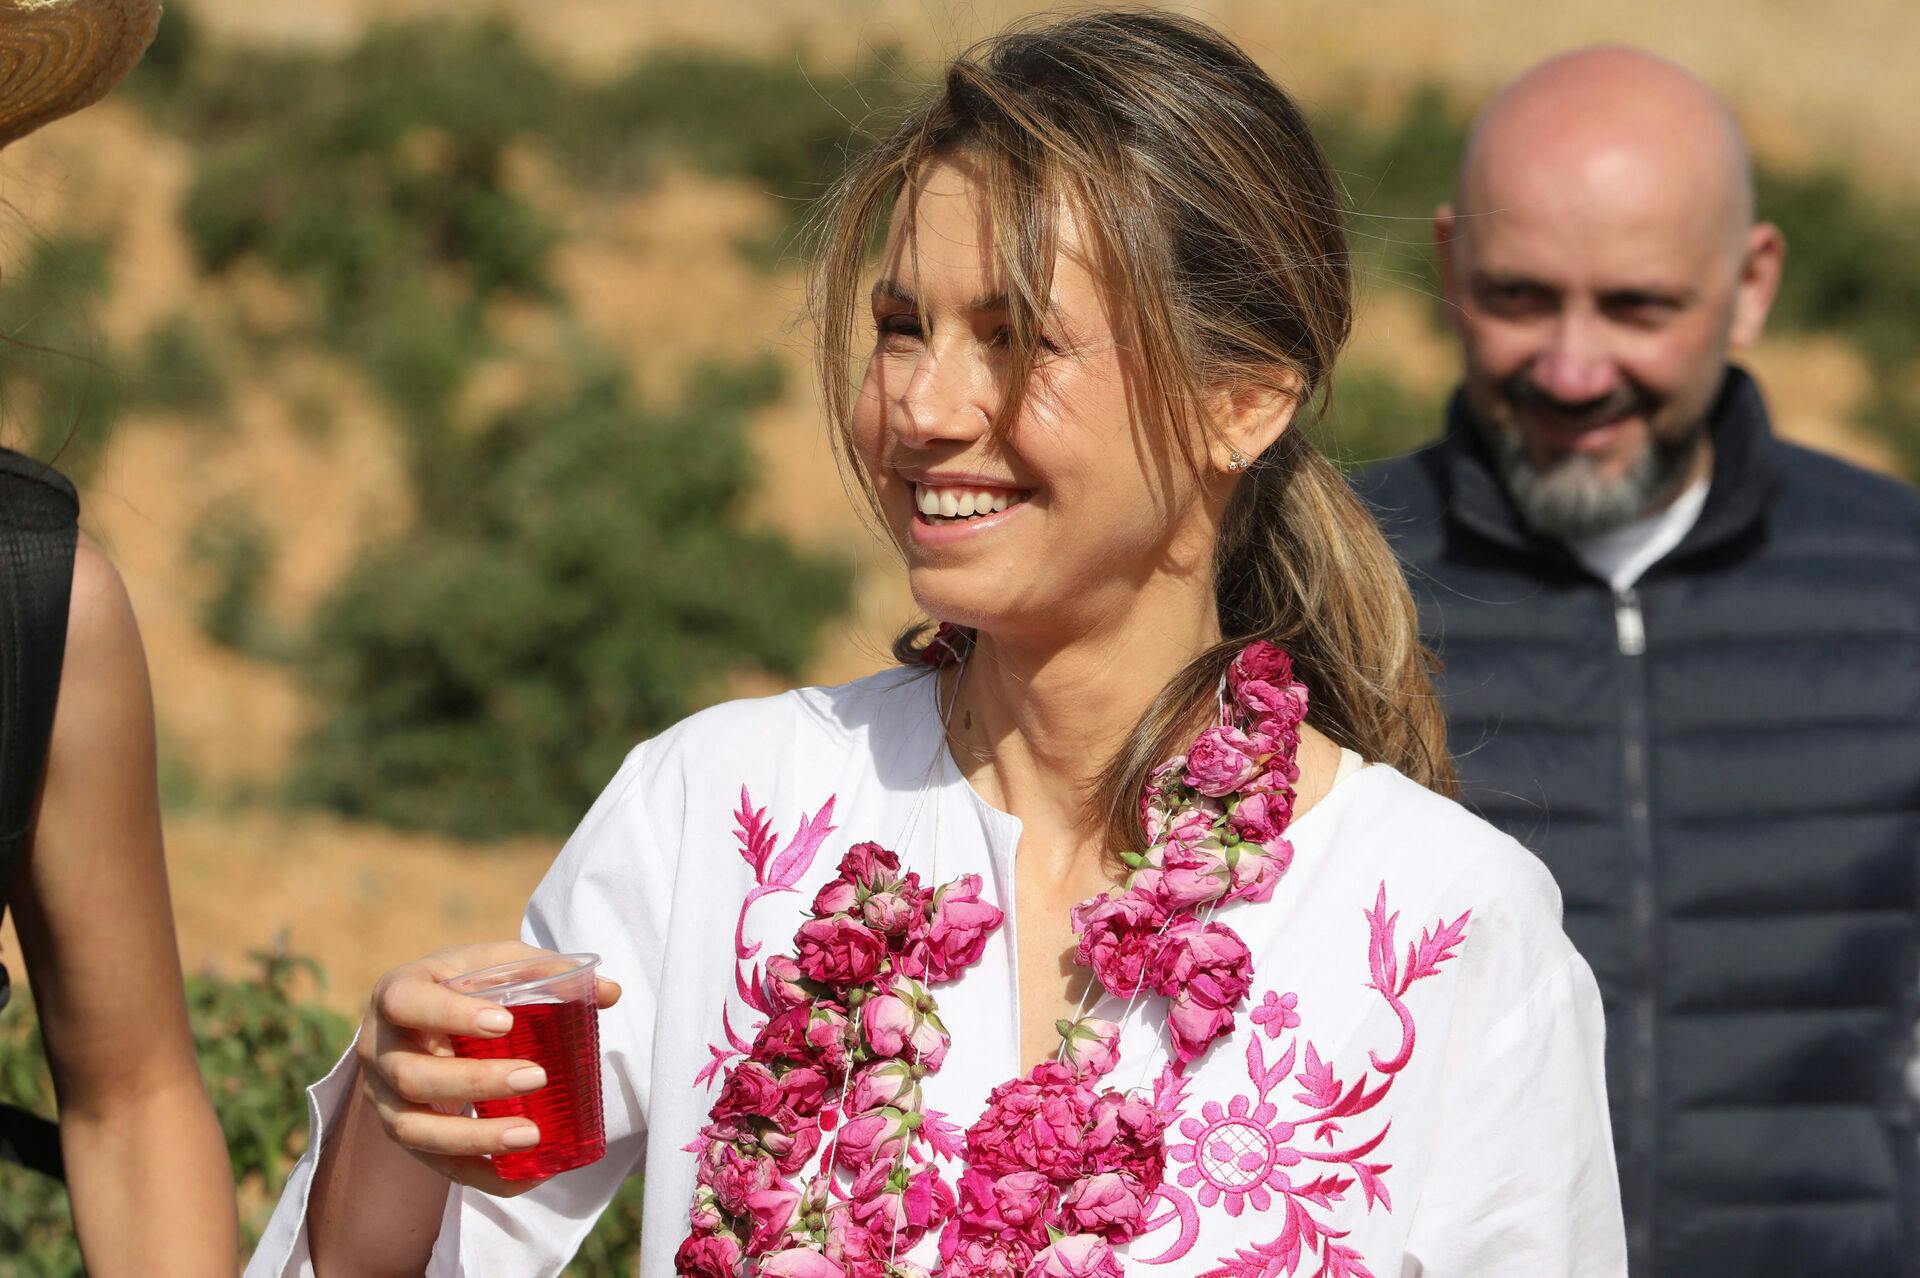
[247,669,1627,1276]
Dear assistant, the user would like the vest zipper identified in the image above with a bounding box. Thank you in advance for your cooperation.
[1615,585,1658,1269]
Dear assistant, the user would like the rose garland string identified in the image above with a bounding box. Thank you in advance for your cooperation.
[677,640,1309,1278]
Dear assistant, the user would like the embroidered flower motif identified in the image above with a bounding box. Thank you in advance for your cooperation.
[1250,990,1300,1037]
[1131,882,1475,1277]
[1168,1094,1301,1215]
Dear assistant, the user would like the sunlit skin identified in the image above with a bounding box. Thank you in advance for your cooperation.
[1436,46,1785,518]
[851,156,1339,1067]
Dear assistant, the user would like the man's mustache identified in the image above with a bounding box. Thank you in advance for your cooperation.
[1500,373,1650,429]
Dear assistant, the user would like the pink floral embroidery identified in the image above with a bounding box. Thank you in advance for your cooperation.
[1133,881,1471,1277]
[695,787,839,1088]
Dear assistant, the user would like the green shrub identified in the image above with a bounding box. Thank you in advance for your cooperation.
[1310,366,1446,471]
[291,355,852,839]
[133,313,229,415]
[0,236,123,481]
[187,499,278,654]
[0,948,647,1273]
[0,947,352,1269]
[562,47,917,223]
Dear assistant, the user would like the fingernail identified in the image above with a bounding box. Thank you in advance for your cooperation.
[503,1125,540,1150]
[506,1066,548,1093]
[476,1008,513,1033]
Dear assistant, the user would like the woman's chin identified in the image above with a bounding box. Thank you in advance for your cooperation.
[904,567,1032,637]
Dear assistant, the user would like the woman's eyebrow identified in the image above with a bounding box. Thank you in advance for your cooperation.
[870,278,1017,315]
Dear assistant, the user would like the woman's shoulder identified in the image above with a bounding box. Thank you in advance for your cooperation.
[1313,764,1570,964]
[573,666,936,830]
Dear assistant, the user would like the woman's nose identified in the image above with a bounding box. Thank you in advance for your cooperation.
[894,348,992,448]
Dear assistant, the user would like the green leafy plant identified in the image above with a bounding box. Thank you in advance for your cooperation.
[291,355,852,838]
[0,947,352,1270]
[132,312,229,416]
[0,236,124,481]
[187,498,279,655]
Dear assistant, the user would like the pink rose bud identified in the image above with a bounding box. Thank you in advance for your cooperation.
[759,1246,850,1278]
[861,887,921,936]
[1182,726,1269,797]
[812,877,859,918]
[1026,1233,1124,1278]
[832,1105,918,1175]
[1167,989,1238,1067]
[743,1184,803,1253]
[794,915,887,987]
[847,1058,922,1114]
[860,987,917,1058]
[908,1007,951,1071]
[1229,640,1295,693]
[761,960,814,1016]
[674,1231,745,1278]
[1071,891,1168,996]
[900,874,1004,982]
[836,841,903,891]
[1058,1171,1151,1242]
[1057,1016,1123,1078]
[688,1186,725,1233]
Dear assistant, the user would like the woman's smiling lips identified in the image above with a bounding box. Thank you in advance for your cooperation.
[900,472,1034,547]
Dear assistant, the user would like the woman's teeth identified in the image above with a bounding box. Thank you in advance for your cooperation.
[914,486,1021,522]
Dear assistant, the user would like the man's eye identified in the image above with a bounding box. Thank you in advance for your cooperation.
[1478,283,1554,316]
[1605,297,1679,326]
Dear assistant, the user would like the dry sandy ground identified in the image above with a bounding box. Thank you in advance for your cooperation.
[0,2,1910,1012]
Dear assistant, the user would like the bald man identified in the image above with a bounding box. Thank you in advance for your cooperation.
[1355,48,1920,1277]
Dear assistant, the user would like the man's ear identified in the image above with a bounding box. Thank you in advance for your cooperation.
[1208,368,1308,475]
[1728,221,1785,351]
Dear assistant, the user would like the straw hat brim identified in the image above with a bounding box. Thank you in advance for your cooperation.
[0,0,161,149]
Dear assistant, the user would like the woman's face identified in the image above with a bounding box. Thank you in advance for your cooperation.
[851,158,1217,645]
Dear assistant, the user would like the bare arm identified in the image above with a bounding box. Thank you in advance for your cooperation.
[12,536,238,1274]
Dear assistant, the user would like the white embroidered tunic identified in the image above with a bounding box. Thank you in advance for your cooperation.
[249,669,1628,1276]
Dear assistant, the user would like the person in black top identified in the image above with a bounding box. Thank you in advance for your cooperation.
[0,2,236,1271]
[1355,46,1920,1277]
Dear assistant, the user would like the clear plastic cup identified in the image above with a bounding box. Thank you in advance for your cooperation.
[444,952,605,1181]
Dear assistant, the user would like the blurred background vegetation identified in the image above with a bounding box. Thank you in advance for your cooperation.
[0,1,1915,1271]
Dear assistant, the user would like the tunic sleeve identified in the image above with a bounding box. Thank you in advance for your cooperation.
[245,742,671,1277]
[1399,946,1627,1276]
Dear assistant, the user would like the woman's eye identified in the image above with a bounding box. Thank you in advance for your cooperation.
[988,325,1063,356]
[876,316,922,347]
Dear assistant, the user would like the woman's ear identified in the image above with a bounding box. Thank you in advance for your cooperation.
[1208,369,1307,475]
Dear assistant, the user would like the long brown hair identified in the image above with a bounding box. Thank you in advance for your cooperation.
[810,10,1455,857]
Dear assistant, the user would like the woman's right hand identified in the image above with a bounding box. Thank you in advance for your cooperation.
[354,940,623,1196]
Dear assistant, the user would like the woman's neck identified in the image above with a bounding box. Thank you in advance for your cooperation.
[945,583,1221,868]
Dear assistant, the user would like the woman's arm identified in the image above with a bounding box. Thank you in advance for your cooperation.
[12,536,238,1274]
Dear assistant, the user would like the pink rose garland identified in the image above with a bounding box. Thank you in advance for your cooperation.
[679,640,1308,1276]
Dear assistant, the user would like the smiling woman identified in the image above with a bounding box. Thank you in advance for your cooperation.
[250,11,1625,1278]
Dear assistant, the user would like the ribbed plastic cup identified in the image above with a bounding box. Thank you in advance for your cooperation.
[444,952,605,1181]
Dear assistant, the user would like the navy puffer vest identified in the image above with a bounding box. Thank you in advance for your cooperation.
[1354,368,1920,1277]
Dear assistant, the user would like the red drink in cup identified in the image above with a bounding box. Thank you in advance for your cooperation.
[445,952,606,1181]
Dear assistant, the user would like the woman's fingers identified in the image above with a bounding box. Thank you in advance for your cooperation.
[376,1045,548,1108]
[594,976,623,1009]
[376,969,514,1044]
[361,1072,554,1198]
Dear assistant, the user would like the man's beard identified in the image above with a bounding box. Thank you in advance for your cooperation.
[1478,377,1704,541]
